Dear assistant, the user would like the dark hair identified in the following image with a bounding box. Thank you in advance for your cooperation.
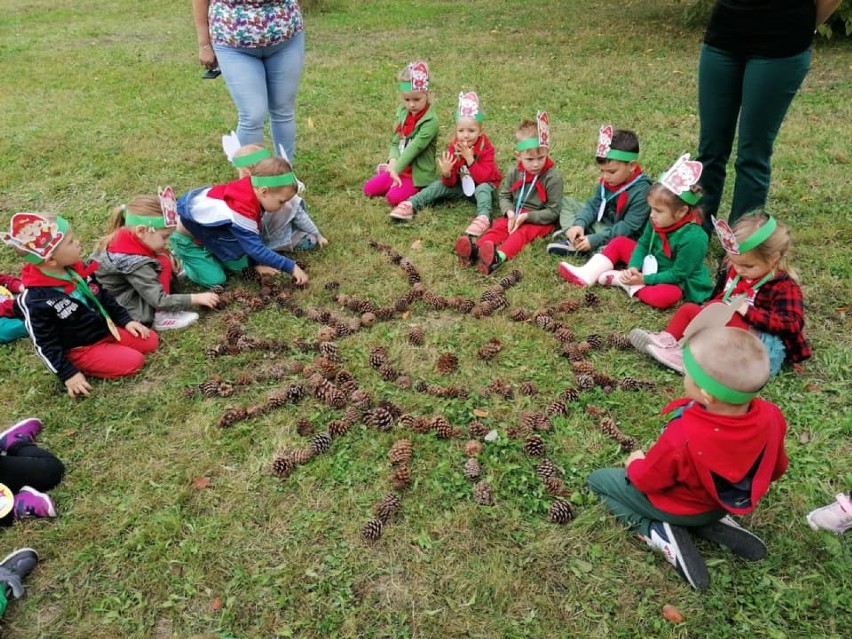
[647,182,704,224]
[595,129,640,165]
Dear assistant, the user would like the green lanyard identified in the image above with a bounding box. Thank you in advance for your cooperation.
[722,271,775,303]
[50,268,121,340]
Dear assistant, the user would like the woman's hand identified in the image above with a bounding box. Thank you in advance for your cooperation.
[199,44,217,69]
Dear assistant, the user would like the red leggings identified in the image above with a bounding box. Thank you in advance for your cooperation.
[477,217,555,260]
[363,170,420,206]
[666,300,751,339]
[602,236,683,309]
[66,327,159,379]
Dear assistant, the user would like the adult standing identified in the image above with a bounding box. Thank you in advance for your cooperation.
[192,0,306,162]
[696,0,842,230]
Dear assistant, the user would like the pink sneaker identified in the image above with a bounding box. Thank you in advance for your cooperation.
[0,418,43,452]
[646,343,684,374]
[628,329,679,353]
[13,487,57,520]
[807,493,852,534]
[389,201,414,222]
[465,215,490,237]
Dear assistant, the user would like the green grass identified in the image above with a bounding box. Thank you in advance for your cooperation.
[0,1,850,637]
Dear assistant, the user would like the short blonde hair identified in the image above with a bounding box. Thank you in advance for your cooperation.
[515,119,538,143]
[689,327,769,396]
[732,212,796,280]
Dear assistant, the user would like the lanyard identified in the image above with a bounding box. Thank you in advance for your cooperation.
[51,268,121,340]
[722,271,775,303]
[597,173,644,221]
[515,174,539,216]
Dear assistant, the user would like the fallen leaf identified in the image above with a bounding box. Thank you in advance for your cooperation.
[473,409,489,417]
[193,477,211,490]
[410,240,424,250]
[804,383,822,392]
[65,430,78,437]
[662,604,684,623]
[799,431,811,445]
[211,597,222,611]
[401,311,411,319]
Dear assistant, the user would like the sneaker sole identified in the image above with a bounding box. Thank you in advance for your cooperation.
[476,242,496,275]
[546,243,576,257]
[454,236,474,265]
[693,519,767,561]
[557,262,588,287]
[664,523,710,590]
[389,213,413,222]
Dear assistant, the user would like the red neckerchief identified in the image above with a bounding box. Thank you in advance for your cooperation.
[509,157,555,203]
[600,165,643,217]
[107,228,172,292]
[207,176,263,228]
[396,104,430,138]
[652,211,697,258]
[21,261,100,293]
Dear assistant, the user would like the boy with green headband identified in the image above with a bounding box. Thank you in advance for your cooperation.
[547,126,650,256]
[588,327,788,590]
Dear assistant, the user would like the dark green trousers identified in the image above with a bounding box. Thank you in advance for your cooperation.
[697,44,811,228]
[408,180,495,218]
[587,468,724,537]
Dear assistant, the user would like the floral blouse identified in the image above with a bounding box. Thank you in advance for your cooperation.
[209,0,304,49]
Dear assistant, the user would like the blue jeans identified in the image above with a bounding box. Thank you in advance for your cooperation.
[214,31,305,162]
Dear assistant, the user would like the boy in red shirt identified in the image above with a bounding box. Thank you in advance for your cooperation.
[587,326,787,590]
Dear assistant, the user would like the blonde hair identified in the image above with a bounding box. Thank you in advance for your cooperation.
[251,157,297,193]
[515,119,538,143]
[732,212,796,281]
[689,327,770,398]
[97,195,162,250]
[647,182,704,225]
[233,144,269,177]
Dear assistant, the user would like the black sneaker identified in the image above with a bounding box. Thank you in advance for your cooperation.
[639,521,709,590]
[546,240,579,257]
[0,548,39,599]
[693,515,767,561]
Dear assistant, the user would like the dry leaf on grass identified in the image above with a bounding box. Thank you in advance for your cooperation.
[473,408,489,417]
[662,604,684,623]
[410,240,424,250]
[210,597,222,611]
[192,477,212,490]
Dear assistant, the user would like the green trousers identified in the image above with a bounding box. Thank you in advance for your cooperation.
[0,318,28,344]
[408,180,495,218]
[169,232,248,289]
[697,44,812,228]
[587,468,724,537]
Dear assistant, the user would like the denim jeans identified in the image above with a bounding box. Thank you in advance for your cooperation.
[213,31,305,163]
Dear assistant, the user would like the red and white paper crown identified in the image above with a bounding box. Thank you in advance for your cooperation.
[596,125,613,158]
[659,153,702,197]
[158,187,178,228]
[537,111,550,148]
[457,91,482,121]
[1,212,66,260]
[408,61,429,92]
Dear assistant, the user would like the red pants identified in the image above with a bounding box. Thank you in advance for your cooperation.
[363,170,420,206]
[66,327,159,379]
[666,300,750,339]
[477,217,555,260]
[602,236,683,309]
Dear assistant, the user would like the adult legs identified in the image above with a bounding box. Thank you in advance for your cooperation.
[263,31,305,162]
[213,44,270,148]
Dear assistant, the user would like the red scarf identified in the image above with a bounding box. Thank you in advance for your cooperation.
[509,157,555,203]
[107,228,173,292]
[396,104,430,138]
[207,176,263,228]
[21,261,100,293]
[652,212,697,258]
[600,165,643,218]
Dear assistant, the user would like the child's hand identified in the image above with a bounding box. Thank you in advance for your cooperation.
[376,163,390,174]
[619,268,644,286]
[15,283,25,294]
[125,321,150,338]
[291,265,309,286]
[508,212,528,234]
[625,449,646,466]
[389,170,402,188]
[317,235,329,248]
[573,236,592,252]
[437,151,455,178]
[457,141,474,165]
[566,226,584,244]
[192,292,220,309]
[65,372,93,398]
[255,265,279,277]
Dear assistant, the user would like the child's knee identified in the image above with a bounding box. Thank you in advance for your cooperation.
[187,269,226,289]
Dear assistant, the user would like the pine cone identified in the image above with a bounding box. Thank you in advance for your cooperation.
[296,417,314,436]
[373,493,401,523]
[571,361,595,375]
[436,353,459,375]
[586,333,604,349]
[398,414,416,430]
[432,416,454,439]
[543,476,568,497]
[584,291,600,307]
[335,323,352,338]
[310,431,332,455]
[509,308,531,322]
[546,400,568,417]
[519,412,537,434]
[519,381,539,396]
[378,364,399,381]
[375,306,396,321]
[469,421,489,439]
[368,346,389,368]
[480,287,506,304]
[413,380,428,393]
[361,518,384,541]
[407,271,421,285]
[533,413,553,432]
[524,434,545,457]
[412,416,432,434]
[391,465,412,491]
[217,407,248,428]
[343,406,362,426]
[245,404,266,418]
[607,332,632,350]
[463,458,481,481]
[388,439,413,465]
[561,343,587,361]
[619,376,640,391]
[271,456,294,479]
[585,404,606,418]
[599,417,639,452]
[560,387,580,403]
[536,458,559,480]
[464,439,483,457]
[553,327,573,344]
[454,297,476,314]
[286,383,306,403]
[291,447,315,465]
[395,375,412,389]
[575,374,595,390]
[319,341,341,363]
[349,389,373,409]
[591,372,617,388]
[328,420,351,438]
[365,407,394,431]
[198,380,220,398]
[407,326,425,346]
[535,314,556,332]
[486,379,514,400]
[379,400,403,420]
[324,280,340,291]
[549,500,575,524]
[477,338,503,361]
[473,481,493,506]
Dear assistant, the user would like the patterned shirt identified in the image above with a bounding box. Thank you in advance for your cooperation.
[209,1,304,49]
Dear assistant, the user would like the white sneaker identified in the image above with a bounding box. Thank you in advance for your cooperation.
[153,311,199,331]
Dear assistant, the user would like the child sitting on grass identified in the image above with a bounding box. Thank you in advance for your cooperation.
[389,91,501,231]
[547,126,650,256]
[93,193,220,331]
[455,112,567,274]
[629,213,809,375]
[559,153,712,309]
[3,213,158,397]
[588,327,788,590]
[0,273,27,344]
[363,61,439,207]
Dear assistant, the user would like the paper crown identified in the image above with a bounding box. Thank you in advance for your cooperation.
[659,153,702,205]
[1,212,67,263]
[712,215,777,255]
[222,130,240,162]
[596,125,613,158]
[457,91,484,122]
[158,187,178,228]
[515,111,550,152]
[400,61,429,92]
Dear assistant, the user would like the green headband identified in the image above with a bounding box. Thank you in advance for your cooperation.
[399,81,428,92]
[676,190,702,206]
[605,149,639,162]
[683,344,760,404]
[251,173,297,188]
[515,138,543,152]
[457,112,485,123]
[23,215,70,264]
[125,213,169,229]
[737,216,777,253]
[232,148,272,168]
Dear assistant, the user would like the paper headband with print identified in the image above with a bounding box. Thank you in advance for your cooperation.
[515,111,550,152]
[658,153,702,205]
[123,187,178,229]
[596,125,638,162]
[712,215,777,255]
[399,61,429,92]
[457,91,484,122]
[1,212,69,263]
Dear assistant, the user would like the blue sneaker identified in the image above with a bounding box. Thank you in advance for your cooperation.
[0,548,39,599]
[0,418,42,453]
[546,240,581,257]
[639,521,709,590]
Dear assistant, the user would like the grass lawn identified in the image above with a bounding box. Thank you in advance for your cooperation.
[0,0,850,637]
